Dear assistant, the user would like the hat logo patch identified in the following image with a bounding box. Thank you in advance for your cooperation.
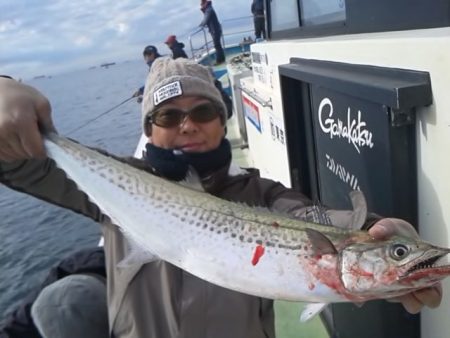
[153,81,183,106]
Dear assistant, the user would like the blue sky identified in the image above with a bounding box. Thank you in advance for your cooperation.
[0,0,253,79]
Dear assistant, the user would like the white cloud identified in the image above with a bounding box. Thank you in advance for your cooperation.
[116,23,129,35]
[0,19,21,33]
[74,35,92,47]
[0,0,254,79]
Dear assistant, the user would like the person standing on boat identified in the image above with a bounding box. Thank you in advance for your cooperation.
[132,45,161,102]
[251,0,266,40]
[199,0,225,65]
[165,35,188,59]
[164,35,232,119]
[0,62,443,338]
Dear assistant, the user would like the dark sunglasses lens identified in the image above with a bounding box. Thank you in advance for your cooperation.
[189,103,220,123]
[151,103,220,127]
[153,109,184,127]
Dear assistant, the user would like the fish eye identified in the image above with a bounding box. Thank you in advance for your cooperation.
[390,244,410,260]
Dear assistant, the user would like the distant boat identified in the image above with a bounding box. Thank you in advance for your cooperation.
[100,62,116,69]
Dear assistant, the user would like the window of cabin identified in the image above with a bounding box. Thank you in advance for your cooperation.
[300,0,346,26]
[270,0,300,31]
[267,0,450,39]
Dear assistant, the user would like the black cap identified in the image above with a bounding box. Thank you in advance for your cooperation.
[143,45,159,56]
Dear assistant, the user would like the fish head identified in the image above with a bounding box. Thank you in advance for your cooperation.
[339,235,450,299]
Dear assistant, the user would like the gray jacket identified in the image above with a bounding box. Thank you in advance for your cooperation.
[0,151,371,338]
[199,2,222,37]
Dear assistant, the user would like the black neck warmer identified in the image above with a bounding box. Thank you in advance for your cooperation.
[144,139,231,181]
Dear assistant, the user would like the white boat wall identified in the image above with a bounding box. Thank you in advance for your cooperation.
[236,5,450,338]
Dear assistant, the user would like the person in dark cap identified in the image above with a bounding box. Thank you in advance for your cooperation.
[165,35,188,59]
[132,45,161,101]
[199,0,225,65]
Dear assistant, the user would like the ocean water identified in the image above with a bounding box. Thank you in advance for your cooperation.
[0,60,147,325]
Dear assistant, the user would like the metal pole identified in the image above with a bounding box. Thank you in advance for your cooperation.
[189,35,194,59]
[202,28,211,65]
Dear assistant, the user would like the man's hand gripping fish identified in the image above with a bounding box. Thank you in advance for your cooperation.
[43,133,450,320]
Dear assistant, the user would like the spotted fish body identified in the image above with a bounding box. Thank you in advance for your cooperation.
[43,133,450,305]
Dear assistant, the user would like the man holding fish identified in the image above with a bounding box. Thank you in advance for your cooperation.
[0,62,444,338]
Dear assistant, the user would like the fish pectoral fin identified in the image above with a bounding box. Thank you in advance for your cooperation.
[305,228,338,255]
[178,166,204,192]
[117,234,160,269]
[117,250,159,269]
[300,302,328,322]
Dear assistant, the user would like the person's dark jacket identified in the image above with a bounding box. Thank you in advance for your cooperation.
[251,0,264,16]
[0,247,106,338]
[170,41,188,59]
[200,1,222,37]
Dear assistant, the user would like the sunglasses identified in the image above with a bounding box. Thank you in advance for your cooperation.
[148,102,222,128]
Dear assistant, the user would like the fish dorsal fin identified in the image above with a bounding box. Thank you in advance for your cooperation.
[300,302,328,322]
[349,190,368,230]
[305,228,338,255]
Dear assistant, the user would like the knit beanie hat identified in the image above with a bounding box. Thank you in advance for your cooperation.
[142,57,227,136]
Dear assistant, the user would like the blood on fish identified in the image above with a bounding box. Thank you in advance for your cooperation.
[271,222,280,228]
[350,266,374,278]
[252,245,265,266]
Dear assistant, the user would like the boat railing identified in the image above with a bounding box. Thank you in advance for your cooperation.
[187,16,254,62]
[188,27,212,61]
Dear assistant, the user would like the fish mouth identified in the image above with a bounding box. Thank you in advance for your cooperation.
[405,255,443,275]
[400,251,450,281]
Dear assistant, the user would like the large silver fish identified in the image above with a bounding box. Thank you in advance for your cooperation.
[43,133,450,319]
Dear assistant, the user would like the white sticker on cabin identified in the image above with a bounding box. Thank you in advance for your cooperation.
[252,52,270,87]
[153,81,182,106]
[253,64,267,86]
[268,112,285,145]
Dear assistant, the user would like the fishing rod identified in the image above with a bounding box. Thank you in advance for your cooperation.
[67,95,135,136]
